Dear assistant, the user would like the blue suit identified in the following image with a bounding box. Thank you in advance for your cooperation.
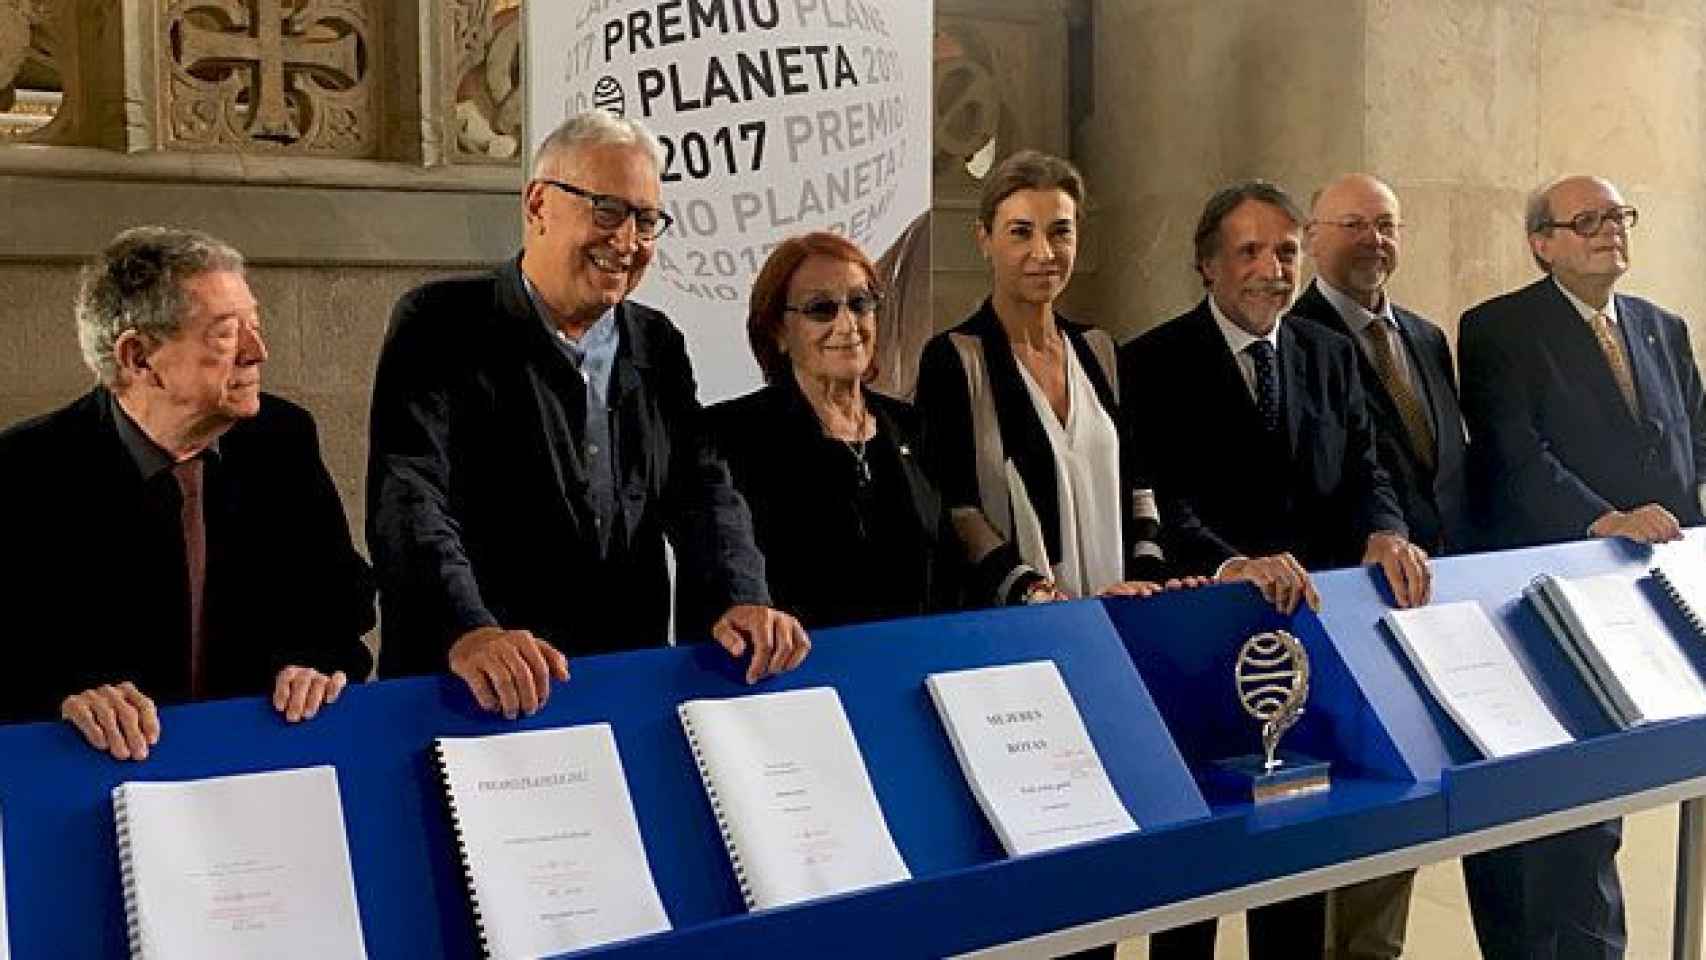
[1459,276,1706,959]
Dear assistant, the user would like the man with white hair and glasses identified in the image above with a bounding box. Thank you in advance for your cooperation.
[369,110,808,715]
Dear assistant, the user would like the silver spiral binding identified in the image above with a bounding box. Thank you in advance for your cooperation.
[1653,566,1706,640]
[112,785,144,959]
[678,705,755,909]
[433,740,492,958]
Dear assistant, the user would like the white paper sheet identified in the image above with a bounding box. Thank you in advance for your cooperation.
[1384,602,1574,757]
[927,660,1138,855]
[435,724,670,959]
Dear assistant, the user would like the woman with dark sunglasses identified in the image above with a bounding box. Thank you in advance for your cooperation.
[678,231,950,634]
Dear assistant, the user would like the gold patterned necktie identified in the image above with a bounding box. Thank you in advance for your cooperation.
[1364,320,1436,470]
[1589,310,1638,415]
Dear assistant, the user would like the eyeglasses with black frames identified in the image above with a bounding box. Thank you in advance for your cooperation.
[538,179,674,240]
[783,291,883,323]
[1540,205,1639,238]
[1315,216,1405,239]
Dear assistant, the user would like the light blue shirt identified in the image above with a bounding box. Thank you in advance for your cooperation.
[523,276,620,551]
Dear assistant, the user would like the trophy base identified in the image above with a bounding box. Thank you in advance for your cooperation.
[1208,753,1331,804]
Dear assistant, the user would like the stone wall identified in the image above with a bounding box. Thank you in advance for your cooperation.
[1080,0,1706,355]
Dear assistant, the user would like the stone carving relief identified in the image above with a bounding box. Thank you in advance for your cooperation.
[446,0,522,163]
[0,0,63,142]
[163,0,377,156]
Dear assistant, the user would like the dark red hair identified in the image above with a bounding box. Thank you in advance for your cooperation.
[748,231,883,384]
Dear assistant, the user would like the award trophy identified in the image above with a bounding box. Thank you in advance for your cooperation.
[1212,630,1331,803]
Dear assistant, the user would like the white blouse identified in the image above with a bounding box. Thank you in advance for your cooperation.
[1007,343,1124,597]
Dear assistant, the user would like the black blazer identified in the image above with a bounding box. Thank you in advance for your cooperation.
[915,300,1163,603]
[1460,277,1706,549]
[0,389,375,724]
[1120,299,1407,575]
[367,257,769,676]
[691,379,946,629]
[1291,280,1471,555]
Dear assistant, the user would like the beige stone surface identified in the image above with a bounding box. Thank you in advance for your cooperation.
[1536,8,1705,191]
[1365,0,1542,189]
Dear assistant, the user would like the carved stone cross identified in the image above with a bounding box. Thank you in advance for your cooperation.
[177,0,359,142]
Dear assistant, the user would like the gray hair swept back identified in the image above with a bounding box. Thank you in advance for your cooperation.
[531,109,665,175]
[75,226,246,386]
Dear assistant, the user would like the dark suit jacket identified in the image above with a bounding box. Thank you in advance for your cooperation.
[1459,276,1706,549]
[1291,280,1471,554]
[367,257,769,676]
[690,379,947,629]
[0,389,375,724]
[1120,299,1407,575]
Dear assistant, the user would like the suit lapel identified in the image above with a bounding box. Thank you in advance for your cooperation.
[1391,311,1444,468]
[1186,304,1264,429]
[1614,294,1662,421]
[498,260,592,543]
[1537,280,1639,427]
[1278,320,1305,462]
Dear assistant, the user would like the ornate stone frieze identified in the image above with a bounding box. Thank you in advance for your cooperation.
[443,0,521,163]
[162,0,379,156]
[0,0,63,142]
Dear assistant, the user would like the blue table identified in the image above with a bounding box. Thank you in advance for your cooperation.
[2,534,1705,958]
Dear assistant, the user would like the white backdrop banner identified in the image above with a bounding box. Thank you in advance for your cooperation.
[525,0,932,402]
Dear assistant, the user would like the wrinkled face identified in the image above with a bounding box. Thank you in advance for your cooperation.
[1203,199,1301,336]
[523,142,661,320]
[778,254,879,386]
[1531,177,1631,288]
[977,188,1077,307]
[1307,177,1401,306]
[142,270,267,426]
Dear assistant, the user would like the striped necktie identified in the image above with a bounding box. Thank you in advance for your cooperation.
[1588,310,1639,415]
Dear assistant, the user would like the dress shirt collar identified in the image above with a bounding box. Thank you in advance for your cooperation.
[1207,293,1282,357]
[1314,276,1396,334]
[1552,275,1619,326]
[108,391,219,481]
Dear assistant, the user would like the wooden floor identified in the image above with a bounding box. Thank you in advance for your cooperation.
[1112,805,1687,958]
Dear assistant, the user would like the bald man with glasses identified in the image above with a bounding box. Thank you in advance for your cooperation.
[1459,175,1706,959]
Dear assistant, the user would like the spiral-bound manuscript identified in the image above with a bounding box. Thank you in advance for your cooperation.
[108,766,367,959]
[676,703,756,909]
[675,688,910,912]
[431,725,669,959]
[432,740,492,957]
[1653,558,1706,644]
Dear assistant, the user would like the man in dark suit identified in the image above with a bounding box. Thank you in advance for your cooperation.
[1291,173,1472,959]
[1458,174,1706,960]
[0,226,374,758]
[368,110,808,718]
[1122,180,1431,960]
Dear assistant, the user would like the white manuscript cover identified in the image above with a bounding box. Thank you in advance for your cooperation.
[678,687,910,910]
[1541,573,1706,725]
[1384,601,1574,757]
[113,765,366,959]
[434,724,670,958]
[0,800,10,960]
[927,660,1138,856]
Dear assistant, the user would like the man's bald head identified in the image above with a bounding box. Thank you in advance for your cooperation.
[1306,173,1403,311]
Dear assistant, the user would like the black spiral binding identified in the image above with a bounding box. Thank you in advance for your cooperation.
[1653,565,1706,641]
[677,705,755,910]
[433,740,493,958]
[112,785,144,958]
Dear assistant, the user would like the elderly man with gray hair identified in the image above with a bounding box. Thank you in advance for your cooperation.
[0,226,376,757]
[368,109,807,716]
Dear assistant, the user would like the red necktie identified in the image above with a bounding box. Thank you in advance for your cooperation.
[172,458,207,699]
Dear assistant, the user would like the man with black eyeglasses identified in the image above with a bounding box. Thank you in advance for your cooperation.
[1459,175,1706,959]
[368,110,809,717]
